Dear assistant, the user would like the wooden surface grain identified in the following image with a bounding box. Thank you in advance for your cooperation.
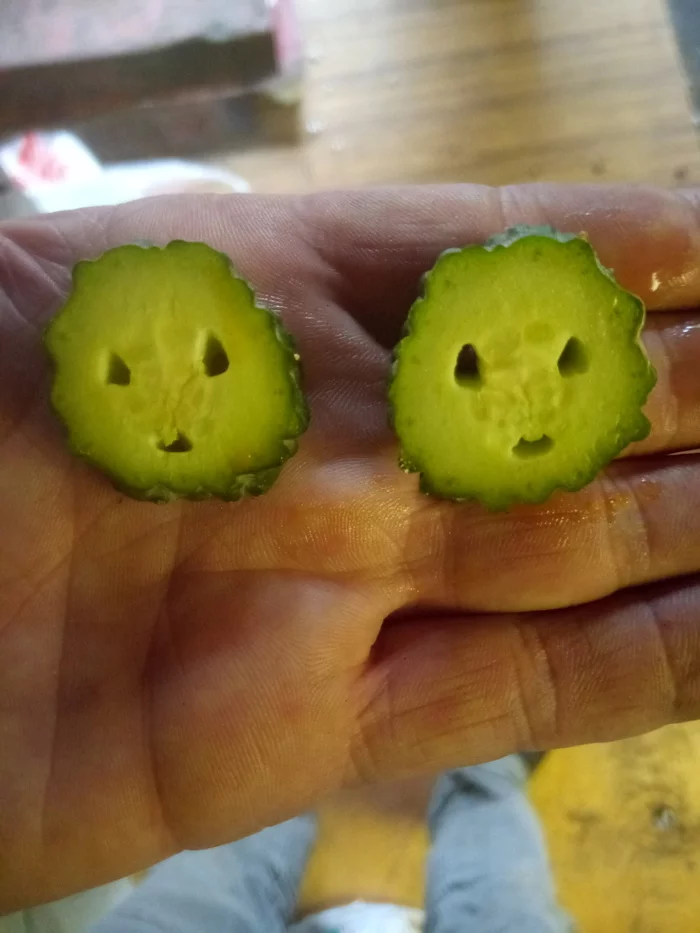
[226,0,700,191]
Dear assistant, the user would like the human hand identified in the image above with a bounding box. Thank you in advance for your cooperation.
[2,184,700,910]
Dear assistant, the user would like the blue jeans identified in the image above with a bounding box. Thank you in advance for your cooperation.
[90,756,575,933]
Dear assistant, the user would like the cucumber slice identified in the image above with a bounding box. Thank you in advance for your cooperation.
[44,241,308,502]
[389,226,656,510]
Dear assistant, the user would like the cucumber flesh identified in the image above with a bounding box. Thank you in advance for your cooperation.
[389,226,656,510]
[44,241,308,502]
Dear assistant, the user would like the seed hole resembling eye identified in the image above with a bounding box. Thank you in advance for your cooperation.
[106,352,131,386]
[558,337,589,377]
[455,344,481,388]
[202,334,229,377]
[513,435,554,459]
[158,432,193,454]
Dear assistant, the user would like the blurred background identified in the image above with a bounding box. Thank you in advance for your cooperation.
[3,0,700,207]
[3,2,700,931]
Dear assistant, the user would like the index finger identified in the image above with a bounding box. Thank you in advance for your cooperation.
[299,183,700,345]
[351,575,700,783]
[3,184,700,338]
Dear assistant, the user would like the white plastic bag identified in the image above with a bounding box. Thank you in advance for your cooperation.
[0,131,251,215]
[291,901,424,933]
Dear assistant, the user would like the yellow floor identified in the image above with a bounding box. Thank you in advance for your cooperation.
[299,723,700,931]
[532,725,700,932]
[300,778,429,916]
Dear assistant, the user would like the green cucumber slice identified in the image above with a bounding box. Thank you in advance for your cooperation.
[44,240,308,502]
[389,225,656,510]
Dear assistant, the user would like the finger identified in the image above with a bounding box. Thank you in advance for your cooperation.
[4,184,700,341]
[3,187,700,453]
[301,183,700,345]
[351,576,700,783]
[4,206,700,461]
[409,454,700,613]
[631,311,700,456]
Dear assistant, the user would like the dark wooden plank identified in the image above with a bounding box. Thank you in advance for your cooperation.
[74,92,301,164]
[0,34,276,139]
[0,0,270,67]
[0,0,278,139]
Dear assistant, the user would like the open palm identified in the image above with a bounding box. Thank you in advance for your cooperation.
[3,183,700,911]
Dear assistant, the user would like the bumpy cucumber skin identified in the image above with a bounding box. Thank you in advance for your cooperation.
[44,241,309,504]
[389,225,657,510]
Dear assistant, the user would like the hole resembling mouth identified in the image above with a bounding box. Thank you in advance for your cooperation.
[512,435,554,459]
[157,431,193,454]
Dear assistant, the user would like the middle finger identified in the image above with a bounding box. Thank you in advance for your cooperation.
[632,311,700,456]
[410,453,700,613]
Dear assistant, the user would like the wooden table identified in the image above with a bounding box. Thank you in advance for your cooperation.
[227,0,700,191]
